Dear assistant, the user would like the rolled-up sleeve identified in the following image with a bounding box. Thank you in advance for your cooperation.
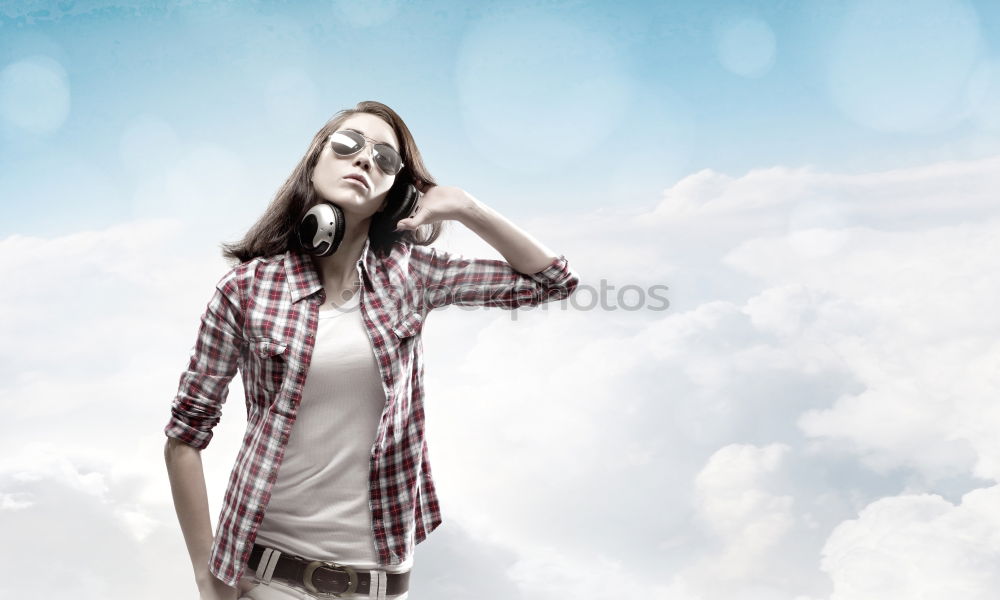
[408,245,580,311]
[164,270,245,450]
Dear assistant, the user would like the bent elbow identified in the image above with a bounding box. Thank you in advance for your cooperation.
[564,272,580,297]
[550,270,581,302]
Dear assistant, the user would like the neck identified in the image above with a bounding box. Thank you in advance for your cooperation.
[310,220,370,287]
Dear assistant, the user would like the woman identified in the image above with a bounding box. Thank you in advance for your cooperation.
[164,101,579,600]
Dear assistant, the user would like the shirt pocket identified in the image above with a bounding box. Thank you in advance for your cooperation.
[391,311,424,339]
[248,336,289,395]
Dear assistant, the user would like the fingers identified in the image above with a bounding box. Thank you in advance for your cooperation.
[394,217,417,231]
[395,205,421,231]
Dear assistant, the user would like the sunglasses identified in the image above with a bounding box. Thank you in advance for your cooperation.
[328,129,405,176]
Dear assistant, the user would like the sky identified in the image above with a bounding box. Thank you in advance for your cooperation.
[2,0,1000,598]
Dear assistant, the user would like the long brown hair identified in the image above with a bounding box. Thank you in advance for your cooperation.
[221,101,444,263]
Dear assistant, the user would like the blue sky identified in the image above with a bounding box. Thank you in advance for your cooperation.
[3,0,998,237]
[4,2,1000,599]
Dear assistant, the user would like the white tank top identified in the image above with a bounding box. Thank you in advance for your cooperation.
[255,287,414,577]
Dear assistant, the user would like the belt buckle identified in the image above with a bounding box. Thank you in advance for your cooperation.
[303,560,358,597]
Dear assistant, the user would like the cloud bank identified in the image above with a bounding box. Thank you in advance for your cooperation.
[3,153,999,598]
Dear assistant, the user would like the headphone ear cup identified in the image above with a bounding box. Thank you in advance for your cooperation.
[383,183,420,230]
[297,201,346,256]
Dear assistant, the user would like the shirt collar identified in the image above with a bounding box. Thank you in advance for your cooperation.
[284,236,373,304]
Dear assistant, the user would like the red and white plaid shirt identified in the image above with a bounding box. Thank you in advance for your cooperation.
[164,237,580,587]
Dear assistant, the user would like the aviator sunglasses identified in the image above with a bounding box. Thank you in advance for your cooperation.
[328,129,405,176]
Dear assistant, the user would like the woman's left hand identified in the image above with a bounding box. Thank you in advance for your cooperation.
[394,184,477,231]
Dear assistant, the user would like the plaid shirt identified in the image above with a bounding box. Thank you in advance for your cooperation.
[164,237,580,587]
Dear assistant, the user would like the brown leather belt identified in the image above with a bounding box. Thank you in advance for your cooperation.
[248,544,410,597]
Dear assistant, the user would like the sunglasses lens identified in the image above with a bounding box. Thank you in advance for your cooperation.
[373,145,403,175]
[330,130,364,155]
[330,130,403,175]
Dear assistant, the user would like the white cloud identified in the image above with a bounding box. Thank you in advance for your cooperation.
[5,149,1000,598]
[0,492,34,510]
[822,485,1000,600]
[0,450,196,598]
[664,444,802,599]
[695,444,794,551]
[505,545,661,600]
[423,151,1000,599]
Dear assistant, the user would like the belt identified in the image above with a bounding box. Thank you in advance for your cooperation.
[247,544,410,597]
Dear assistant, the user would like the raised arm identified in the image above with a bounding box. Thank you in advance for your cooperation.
[396,186,580,310]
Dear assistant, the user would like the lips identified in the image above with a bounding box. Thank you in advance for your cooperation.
[343,174,369,190]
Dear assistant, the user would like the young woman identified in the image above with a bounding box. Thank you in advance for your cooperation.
[164,101,579,600]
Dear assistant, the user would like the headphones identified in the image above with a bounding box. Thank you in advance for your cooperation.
[297,182,421,257]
